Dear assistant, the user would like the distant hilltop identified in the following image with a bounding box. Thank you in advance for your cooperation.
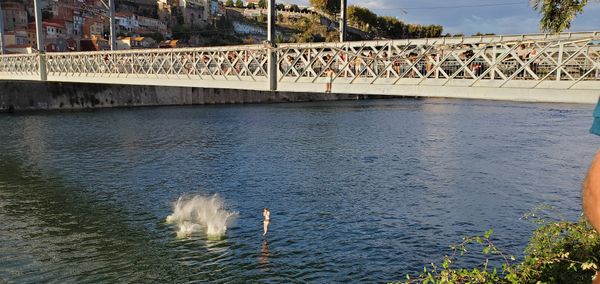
[0,0,445,53]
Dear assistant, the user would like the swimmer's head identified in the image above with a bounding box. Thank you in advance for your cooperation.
[264,208,269,212]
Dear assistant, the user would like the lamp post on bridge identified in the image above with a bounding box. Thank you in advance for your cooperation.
[34,0,46,80]
[0,2,5,55]
[339,0,347,42]
[34,0,44,52]
[95,0,118,50]
[267,0,277,91]
[108,0,116,50]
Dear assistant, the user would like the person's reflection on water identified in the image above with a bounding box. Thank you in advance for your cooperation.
[260,238,269,268]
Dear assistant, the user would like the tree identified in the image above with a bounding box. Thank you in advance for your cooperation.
[290,4,300,12]
[247,2,255,9]
[376,16,403,38]
[530,0,589,33]
[225,0,233,7]
[276,3,285,10]
[259,0,267,9]
[309,0,340,14]
[347,5,377,32]
[235,0,244,8]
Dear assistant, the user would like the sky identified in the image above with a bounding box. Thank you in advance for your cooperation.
[287,0,600,35]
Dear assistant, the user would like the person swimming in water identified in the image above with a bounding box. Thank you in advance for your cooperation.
[263,208,270,236]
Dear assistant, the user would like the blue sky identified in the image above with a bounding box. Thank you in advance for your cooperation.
[287,0,600,35]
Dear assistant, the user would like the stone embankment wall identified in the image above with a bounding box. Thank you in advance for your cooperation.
[0,81,365,112]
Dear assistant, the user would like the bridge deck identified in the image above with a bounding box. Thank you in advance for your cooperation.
[1,31,599,103]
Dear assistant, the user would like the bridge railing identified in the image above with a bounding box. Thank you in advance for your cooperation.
[0,53,39,80]
[44,44,269,80]
[0,32,598,93]
[276,32,600,91]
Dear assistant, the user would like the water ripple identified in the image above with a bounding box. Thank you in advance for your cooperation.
[0,99,596,282]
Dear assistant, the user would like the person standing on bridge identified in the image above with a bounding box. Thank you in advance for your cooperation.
[324,68,335,93]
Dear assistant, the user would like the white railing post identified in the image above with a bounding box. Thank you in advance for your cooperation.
[267,0,277,91]
[556,42,563,81]
[491,45,497,80]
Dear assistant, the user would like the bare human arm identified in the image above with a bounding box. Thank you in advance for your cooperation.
[583,150,600,233]
[583,150,600,284]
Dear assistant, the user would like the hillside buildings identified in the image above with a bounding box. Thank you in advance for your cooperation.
[0,0,221,53]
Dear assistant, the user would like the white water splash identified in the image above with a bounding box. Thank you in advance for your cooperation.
[166,194,238,239]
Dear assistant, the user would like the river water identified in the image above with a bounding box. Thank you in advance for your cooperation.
[0,99,597,282]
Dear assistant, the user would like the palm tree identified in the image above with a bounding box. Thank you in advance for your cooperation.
[530,0,590,33]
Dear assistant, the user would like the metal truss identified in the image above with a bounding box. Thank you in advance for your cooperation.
[277,32,600,90]
[0,32,598,92]
[44,44,269,81]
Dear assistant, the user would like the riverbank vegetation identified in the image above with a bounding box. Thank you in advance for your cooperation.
[400,208,600,283]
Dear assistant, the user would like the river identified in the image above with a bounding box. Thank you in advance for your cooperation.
[0,98,596,282]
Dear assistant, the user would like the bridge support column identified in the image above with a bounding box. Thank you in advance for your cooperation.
[339,0,347,42]
[34,0,46,81]
[267,0,277,91]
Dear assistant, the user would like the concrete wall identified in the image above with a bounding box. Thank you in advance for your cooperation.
[0,81,364,112]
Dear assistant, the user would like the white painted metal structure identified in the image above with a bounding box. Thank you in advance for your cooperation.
[0,32,599,103]
[0,2,5,55]
[339,0,347,42]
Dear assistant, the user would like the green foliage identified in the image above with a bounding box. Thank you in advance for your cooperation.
[247,3,256,9]
[275,34,285,44]
[530,0,589,33]
[309,0,340,14]
[235,0,244,8]
[375,15,443,39]
[292,15,333,43]
[397,208,600,284]
[290,4,300,12]
[259,0,267,9]
[348,5,378,32]
[276,3,285,10]
[225,0,234,7]
[518,217,600,283]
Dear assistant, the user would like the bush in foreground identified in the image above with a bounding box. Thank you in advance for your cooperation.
[399,214,600,283]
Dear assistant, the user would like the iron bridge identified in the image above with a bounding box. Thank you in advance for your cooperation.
[0,31,599,103]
